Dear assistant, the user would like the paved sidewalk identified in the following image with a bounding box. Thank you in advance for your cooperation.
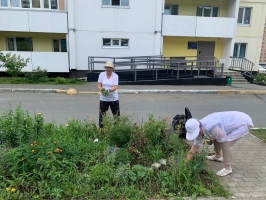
[207,134,266,200]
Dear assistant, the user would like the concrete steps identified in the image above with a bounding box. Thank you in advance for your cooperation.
[223,71,249,84]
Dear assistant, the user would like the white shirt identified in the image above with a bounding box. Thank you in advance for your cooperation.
[98,72,119,101]
[194,111,254,146]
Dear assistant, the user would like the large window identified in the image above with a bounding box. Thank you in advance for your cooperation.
[53,39,67,52]
[233,43,246,57]
[196,6,219,17]
[103,38,129,47]
[6,37,33,51]
[102,0,129,7]
[164,5,178,15]
[1,0,8,7]
[0,0,59,9]
[238,7,251,25]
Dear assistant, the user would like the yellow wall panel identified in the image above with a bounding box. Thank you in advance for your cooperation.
[0,32,66,52]
[163,37,224,59]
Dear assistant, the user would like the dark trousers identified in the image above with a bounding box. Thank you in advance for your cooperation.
[99,100,120,128]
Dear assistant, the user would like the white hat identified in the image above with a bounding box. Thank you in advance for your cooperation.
[104,61,114,68]
[185,118,200,141]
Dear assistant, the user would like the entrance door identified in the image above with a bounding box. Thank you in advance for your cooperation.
[197,41,215,66]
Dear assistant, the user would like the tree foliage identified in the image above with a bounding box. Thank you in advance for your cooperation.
[0,52,29,77]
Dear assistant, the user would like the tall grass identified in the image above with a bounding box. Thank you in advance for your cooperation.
[0,105,230,199]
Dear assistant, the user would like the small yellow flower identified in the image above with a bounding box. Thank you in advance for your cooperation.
[6,187,10,192]
[11,188,16,193]
[53,141,57,145]
[31,144,34,146]
[32,149,35,153]
[38,158,41,161]
[49,151,53,155]
[65,124,68,127]
[38,112,42,115]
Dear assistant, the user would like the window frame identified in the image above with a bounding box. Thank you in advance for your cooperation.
[237,7,251,26]
[52,39,67,52]
[102,0,129,8]
[0,0,59,10]
[102,38,129,48]
[196,6,219,17]
[164,4,178,15]
[233,43,247,58]
[6,37,33,52]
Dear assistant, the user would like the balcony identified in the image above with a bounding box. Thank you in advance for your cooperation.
[0,9,67,33]
[0,51,69,72]
[162,15,235,38]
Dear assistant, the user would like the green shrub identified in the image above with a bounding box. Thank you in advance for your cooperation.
[25,66,49,83]
[106,115,134,147]
[253,73,266,84]
[0,52,29,77]
[55,77,68,84]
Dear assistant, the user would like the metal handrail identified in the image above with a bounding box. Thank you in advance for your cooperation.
[88,55,224,81]
[229,57,254,77]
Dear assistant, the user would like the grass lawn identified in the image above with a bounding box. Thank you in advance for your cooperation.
[0,77,87,85]
[250,129,266,142]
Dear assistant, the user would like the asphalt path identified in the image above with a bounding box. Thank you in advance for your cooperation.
[0,92,266,128]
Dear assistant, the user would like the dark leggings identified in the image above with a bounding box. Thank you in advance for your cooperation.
[99,100,120,128]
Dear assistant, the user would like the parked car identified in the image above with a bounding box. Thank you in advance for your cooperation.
[258,65,266,75]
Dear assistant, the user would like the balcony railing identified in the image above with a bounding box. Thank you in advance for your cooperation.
[0,51,69,72]
[162,15,235,38]
[0,0,66,11]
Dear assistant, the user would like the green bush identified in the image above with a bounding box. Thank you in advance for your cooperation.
[0,52,29,77]
[55,77,68,84]
[253,73,266,84]
[25,66,49,83]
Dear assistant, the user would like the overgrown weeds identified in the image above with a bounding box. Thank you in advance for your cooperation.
[0,105,230,199]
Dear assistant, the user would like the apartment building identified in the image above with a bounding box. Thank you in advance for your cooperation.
[0,0,266,77]
[235,0,266,68]
[0,0,68,73]
[260,18,266,64]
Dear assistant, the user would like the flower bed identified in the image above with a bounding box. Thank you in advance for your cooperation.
[0,105,229,199]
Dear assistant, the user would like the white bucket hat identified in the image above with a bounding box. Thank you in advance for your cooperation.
[185,118,200,141]
[104,61,114,69]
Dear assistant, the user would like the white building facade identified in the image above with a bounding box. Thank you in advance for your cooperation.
[0,0,265,77]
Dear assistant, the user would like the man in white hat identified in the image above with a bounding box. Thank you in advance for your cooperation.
[185,111,253,176]
[98,61,120,128]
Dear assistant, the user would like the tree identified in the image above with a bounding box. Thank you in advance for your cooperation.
[0,52,30,77]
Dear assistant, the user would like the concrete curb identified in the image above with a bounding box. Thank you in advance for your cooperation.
[1,88,266,95]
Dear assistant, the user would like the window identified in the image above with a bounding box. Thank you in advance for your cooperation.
[238,7,251,25]
[103,38,129,47]
[164,5,178,15]
[6,37,33,51]
[1,0,8,7]
[196,6,219,17]
[53,39,67,52]
[0,0,59,9]
[21,0,30,8]
[11,0,20,7]
[102,0,129,6]
[233,43,246,57]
